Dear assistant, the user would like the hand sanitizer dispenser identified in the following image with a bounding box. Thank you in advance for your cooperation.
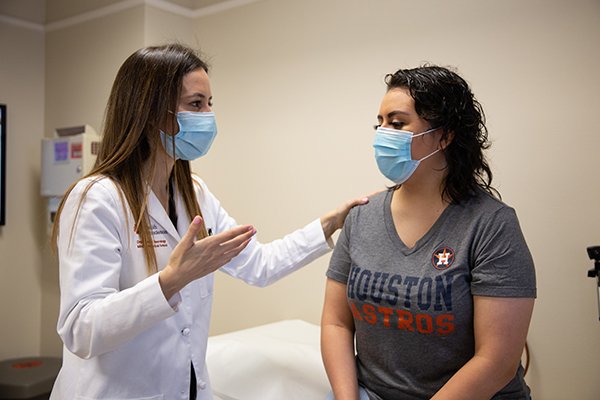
[41,125,100,229]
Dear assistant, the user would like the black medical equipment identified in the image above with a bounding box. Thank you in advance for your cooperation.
[586,246,600,321]
[0,104,6,226]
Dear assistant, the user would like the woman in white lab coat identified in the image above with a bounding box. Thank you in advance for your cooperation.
[49,43,367,400]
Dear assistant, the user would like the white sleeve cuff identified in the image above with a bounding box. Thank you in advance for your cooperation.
[142,273,180,316]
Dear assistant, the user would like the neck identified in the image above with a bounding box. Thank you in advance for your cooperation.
[392,168,449,213]
[395,183,446,209]
[145,150,175,204]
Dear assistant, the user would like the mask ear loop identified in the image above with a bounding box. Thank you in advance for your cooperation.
[414,127,442,162]
[170,133,177,160]
[412,126,440,139]
[166,110,179,160]
[417,147,442,162]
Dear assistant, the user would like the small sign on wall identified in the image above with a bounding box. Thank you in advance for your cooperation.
[70,142,83,159]
[54,141,69,163]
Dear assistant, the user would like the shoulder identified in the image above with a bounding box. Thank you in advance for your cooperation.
[458,188,517,220]
[362,189,388,211]
[350,188,387,216]
[191,173,206,190]
[59,176,127,230]
[68,175,121,203]
[344,188,388,228]
[455,189,528,243]
[190,173,221,208]
[191,173,214,197]
[369,189,389,206]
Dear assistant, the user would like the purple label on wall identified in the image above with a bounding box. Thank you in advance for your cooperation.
[54,141,69,162]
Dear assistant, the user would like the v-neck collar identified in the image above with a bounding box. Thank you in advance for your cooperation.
[383,189,453,255]
[147,188,181,241]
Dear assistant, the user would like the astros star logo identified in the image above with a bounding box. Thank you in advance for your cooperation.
[431,246,455,270]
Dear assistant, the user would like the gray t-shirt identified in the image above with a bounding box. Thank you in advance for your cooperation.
[327,188,536,400]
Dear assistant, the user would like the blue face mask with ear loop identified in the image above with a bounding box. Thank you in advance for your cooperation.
[373,126,441,184]
[160,111,218,161]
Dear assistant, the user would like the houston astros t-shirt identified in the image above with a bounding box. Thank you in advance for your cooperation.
[326,188,536,400]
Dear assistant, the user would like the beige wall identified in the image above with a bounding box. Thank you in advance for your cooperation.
[1,0,599,399]
[44,6,146,133]
[0,20,45,360]
[144,6,197,46]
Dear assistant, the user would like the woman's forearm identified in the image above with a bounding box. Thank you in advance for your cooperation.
[321,323,361,400]
[431,354,519,400]
[433,296,534,400]
[321,278,362,400]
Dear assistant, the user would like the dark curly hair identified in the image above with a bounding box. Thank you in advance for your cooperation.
[385,65,498,203]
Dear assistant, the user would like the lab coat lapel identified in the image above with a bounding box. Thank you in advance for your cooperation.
[146,190,181,241]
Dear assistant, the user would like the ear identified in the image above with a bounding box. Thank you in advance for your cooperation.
[440,130,454,150]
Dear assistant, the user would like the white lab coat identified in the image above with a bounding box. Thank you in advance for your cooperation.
[50,175,331,400]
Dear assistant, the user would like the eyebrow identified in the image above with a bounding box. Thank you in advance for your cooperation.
[183,93,212,101]
[376,110,411,120]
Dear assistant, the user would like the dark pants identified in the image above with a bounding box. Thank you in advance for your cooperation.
[190,363,197,400]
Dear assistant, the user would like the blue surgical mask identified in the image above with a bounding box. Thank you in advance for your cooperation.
[373,126,440,184]
[160,111,217,160]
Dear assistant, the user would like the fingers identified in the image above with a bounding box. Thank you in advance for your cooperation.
[342,191,381,211]
[348,196,370,208]
[339,196,370,217]
[212,224,255,243]
[345,191,381,210]
[196,224,256,255]
[223,237,253,257]
[220,228,256,253]
[181,216,204,247]
[348,191,382,208]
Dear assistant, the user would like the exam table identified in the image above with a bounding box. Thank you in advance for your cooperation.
[206,319,330,400]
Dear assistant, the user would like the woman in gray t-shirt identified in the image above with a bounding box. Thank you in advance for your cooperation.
[321,66,536,400]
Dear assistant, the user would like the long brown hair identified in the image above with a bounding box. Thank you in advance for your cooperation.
[52,43,209,273]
